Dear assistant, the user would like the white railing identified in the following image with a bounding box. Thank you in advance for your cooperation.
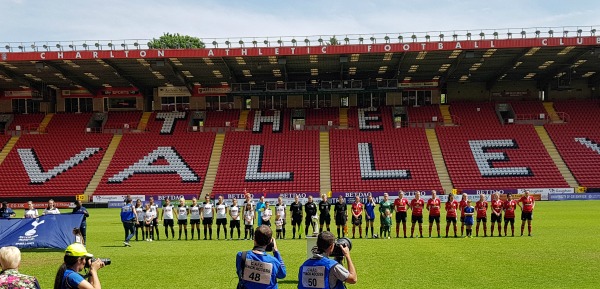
[3,25,598,53]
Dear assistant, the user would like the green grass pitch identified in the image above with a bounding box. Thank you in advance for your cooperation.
[11,201,600,288]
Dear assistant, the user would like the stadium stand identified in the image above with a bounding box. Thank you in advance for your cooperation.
[102,111,142,131]
[305,107,340,127]
[449,102,500,127]
[436,124,568,190]
[204,110,240,128]
[508,101,547,119]
[44,113,92,133]
[0,133,112,197]
[7,113,45,132]
[347,106,394,130]
[406,105,443,125]
[329,129,442,192]
[212,130,320,195]
[545,100,600,188]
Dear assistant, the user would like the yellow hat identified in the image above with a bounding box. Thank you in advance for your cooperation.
[65,243,93,258]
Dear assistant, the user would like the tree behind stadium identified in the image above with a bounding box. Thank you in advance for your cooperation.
[147,33,205,49]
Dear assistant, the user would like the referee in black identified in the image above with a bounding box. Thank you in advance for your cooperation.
[304,195,318,237]
[290,195,303,239]
[318,194,331,233]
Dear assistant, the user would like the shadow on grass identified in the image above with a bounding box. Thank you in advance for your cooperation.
[20,248,63,253]
[100,245,129,248]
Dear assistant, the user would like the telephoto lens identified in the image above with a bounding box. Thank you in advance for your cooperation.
[330,237,352,257]
[92,258,111,266]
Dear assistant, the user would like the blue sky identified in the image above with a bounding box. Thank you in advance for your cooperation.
[2,0,598,43]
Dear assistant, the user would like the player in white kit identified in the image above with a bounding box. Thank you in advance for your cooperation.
[201,195,215,240]
[161,198,175,239]
[134,199,145,241]
[215,195,228,240]
[149,197,160,240]
[229,199,241,240]
[189,197,201,240]
[275,196,287,239]
[176,198,189,240]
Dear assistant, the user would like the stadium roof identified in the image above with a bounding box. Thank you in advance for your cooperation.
[1,28,599,95]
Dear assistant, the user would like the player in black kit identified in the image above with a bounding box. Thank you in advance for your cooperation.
[289,195,303,239]
[304,195,318,237]
[318,194,332,233]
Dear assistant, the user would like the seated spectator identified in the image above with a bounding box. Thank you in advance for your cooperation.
[0,246,41,289]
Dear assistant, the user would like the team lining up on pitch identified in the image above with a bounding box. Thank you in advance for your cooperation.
[119,189,536,245]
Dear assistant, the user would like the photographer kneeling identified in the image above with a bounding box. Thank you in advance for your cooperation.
[53,243,105,289]
[298,231,357,289]
[236,225,286,289]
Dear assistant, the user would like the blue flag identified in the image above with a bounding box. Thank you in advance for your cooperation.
[0,214,84,249]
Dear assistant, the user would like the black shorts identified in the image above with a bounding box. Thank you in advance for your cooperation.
[446,217,457,223]
[152,218,159,226]
[190,219,200,225]
[352,215,362,226]
[163,219,174,227]
[203,217,213,225]
[460,216,465,223]
[319,214,331,225]
[216,218,227,226]
[335,215,347,226]
[396,211,407,223]
[504,217,515,225]
[477,217,487,223]
[136,221,144,228]
[144,222,153,228]
[491,214,502,223]
[429,215,440,223]
[291,215,302,226]
[521,212,533,221]
[178,219,188,225]
[262,220,271,227]
[230,220,240,228]
[411,215,423,224]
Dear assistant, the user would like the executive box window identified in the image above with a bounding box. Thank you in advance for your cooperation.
[65,98,93,113]
[303,94,332,108]
[12,99,40,114]
[105,97,137,110]
[161,96,189,111]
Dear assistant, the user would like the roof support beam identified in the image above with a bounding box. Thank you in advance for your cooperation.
[0,66,46,92]
[43,62,99,94]
[165,59,194,94]
[537,48,593,88]
[485,48,529,90]
[393,52,407,79]
[441,52,466,82]
[102,59,152,95]
[588,72,600,87]
[219,57,238,84]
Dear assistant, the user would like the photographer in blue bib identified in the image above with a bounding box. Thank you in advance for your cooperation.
[298,231,357,289]
[53,243,106,289]
[236,225,286,289]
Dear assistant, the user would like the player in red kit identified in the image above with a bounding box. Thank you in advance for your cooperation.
[458,193,468,237]
[426,190,441,238]
[444,193,459,238]
[475,194,488,237]
[351,197,363,238]
[410,191,425,238]
[503,194,517,237]
[518,190,535,236]
[393,191,409,238]
[490,192,503,237]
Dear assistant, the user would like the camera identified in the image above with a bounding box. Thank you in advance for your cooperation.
[330,237,352,257]
[265,241,274,252]
[85,258,111,267]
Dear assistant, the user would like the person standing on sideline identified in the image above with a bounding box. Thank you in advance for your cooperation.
[189,197,201,240]
[298,231,357,289]
[290,195,303,239]
[0,201,15,218]
[444,194,459,238]
[393,191,409,238]
[43,199,60,215]
[177,198,189,240]
[24,201,39,219]
[135,199,145,241]
[458,193,469,237]
[235,225,286,289]
[0,246,41,289]
[378,193,393,238]
[201,195,215,240]
[503,194,517,237]
[256,195,266,227]
[216,195,228,240]
[120,197,137,247]
[230,198,242,240]
[275,196,286,239]
[318,194,332,233]
[518,190,535,236]
[410,192,425,238]
[304,195,318,237]
[334,196,348,238]
[463,200,475,238]
[364,195,376,238]
[351,197,363,238]
[71,200,89,244]
[161,198,175,239]
[475,194,488,237]
[148,197,160,241]
[244,203,255,240]
[426,190,441,238]
[490,192,503,237]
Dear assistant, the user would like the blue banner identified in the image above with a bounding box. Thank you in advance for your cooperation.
[0,214,83,249]
[548,193,600,201]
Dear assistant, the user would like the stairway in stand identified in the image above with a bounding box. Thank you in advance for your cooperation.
[339,108,348,129]
[200,133,226,198]
[319,131,332,195]
[439,105,453,126]
[84,134,123,197]
[237,110,249,130]
[425,129,453,193]
[534,126,578,188]
[137,112,153,131]
[0,136,19,166]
